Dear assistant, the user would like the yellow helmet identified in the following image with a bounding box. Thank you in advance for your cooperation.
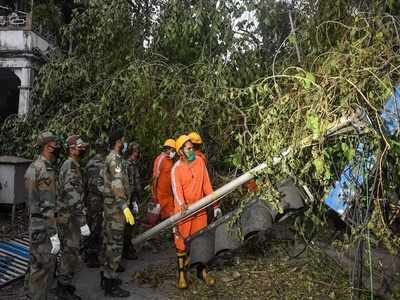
[163,138,176,149]
[175,135,191,152]
[188,132,202,144]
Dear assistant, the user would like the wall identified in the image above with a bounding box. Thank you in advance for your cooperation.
[0,30,52,116]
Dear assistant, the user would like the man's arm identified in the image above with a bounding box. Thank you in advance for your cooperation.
[63,163,87,226]
[109,157,129,210]
[171,163,186,212]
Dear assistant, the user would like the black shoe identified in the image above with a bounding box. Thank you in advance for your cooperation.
[100,271,122,289]
[104,277,130,298]
[116,264,125,273]
[86,254,101,268]
[56,282,82,300]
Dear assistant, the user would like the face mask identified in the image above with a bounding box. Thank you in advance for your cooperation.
[52,147,61,160]
[122,142,128,154]
[79,149,87,157]
[184,149,195,161]
[169,151,176,159]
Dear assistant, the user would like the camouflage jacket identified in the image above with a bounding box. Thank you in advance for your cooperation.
[85,153,105,196]
[103,150,129,210]
[126,159,142,199]
[58,157,86,226]
[25,155,58,238]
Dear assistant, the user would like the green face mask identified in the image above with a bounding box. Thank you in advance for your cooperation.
[184,149,196,161]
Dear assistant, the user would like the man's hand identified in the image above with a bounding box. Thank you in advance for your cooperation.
[214,207,222,219]
[50,234,61,255]
[80,224,91,237]
[181,204,188,213]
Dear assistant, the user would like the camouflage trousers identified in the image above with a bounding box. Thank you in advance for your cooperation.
[57,217,81,285]
[85,194,103,257]
[102,199,125,279]
[27,231,56,300]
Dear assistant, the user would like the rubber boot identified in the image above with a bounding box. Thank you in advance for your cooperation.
[197,264,216,286]
[100,271,122,289]
[104,277,130,298]
[177,252,188,289]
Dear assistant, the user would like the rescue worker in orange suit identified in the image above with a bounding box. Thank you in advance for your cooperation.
[171,135,221,289]
[152,139,176,220]
[188,131,222,224]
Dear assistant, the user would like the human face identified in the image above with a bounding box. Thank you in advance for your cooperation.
[45,141,60,161]
[182,141,195,161]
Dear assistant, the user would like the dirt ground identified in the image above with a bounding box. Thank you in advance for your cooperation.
[0,205,395,300]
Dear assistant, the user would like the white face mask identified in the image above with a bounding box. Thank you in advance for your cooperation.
[169,151,176,159]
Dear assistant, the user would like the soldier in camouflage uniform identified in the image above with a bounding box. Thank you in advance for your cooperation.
[56,135,90,300]
[24,131,61,300]
[102,127,134,297]
[122,142,142,260]
[84,139,107,268]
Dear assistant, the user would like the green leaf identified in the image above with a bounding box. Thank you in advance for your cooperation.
[306,113,320,136]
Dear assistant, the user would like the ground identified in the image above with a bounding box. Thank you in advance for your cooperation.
[0,205,392,300]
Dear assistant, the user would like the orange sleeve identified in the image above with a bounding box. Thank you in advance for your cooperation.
[171,162,185,211]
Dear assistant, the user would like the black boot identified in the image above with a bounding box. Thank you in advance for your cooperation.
[56,282,82,300]
[104,277,130,298]
[100,271,122,289]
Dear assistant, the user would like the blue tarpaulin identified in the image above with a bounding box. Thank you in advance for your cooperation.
[0,236,29,288]
[324,86,400,216]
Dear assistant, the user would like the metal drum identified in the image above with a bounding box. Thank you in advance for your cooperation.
[186,225,215,266]
[214,213,241,255]
[276,177,304,222]
[240,198,273,239]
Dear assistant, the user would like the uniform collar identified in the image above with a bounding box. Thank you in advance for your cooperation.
[68,156,80,167]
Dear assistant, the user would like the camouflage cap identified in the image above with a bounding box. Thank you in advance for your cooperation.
[66,135,89,148]
[37,131,60,147]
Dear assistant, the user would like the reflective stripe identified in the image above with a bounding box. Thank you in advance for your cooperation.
[171,161,184,207]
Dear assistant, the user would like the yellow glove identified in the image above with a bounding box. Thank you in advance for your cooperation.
[123,207,135,225]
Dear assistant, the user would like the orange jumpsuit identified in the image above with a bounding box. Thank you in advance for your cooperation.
[171,156,213,252]
[195,149,208,166]
[195,149,219,210]
[152,153,175,219]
